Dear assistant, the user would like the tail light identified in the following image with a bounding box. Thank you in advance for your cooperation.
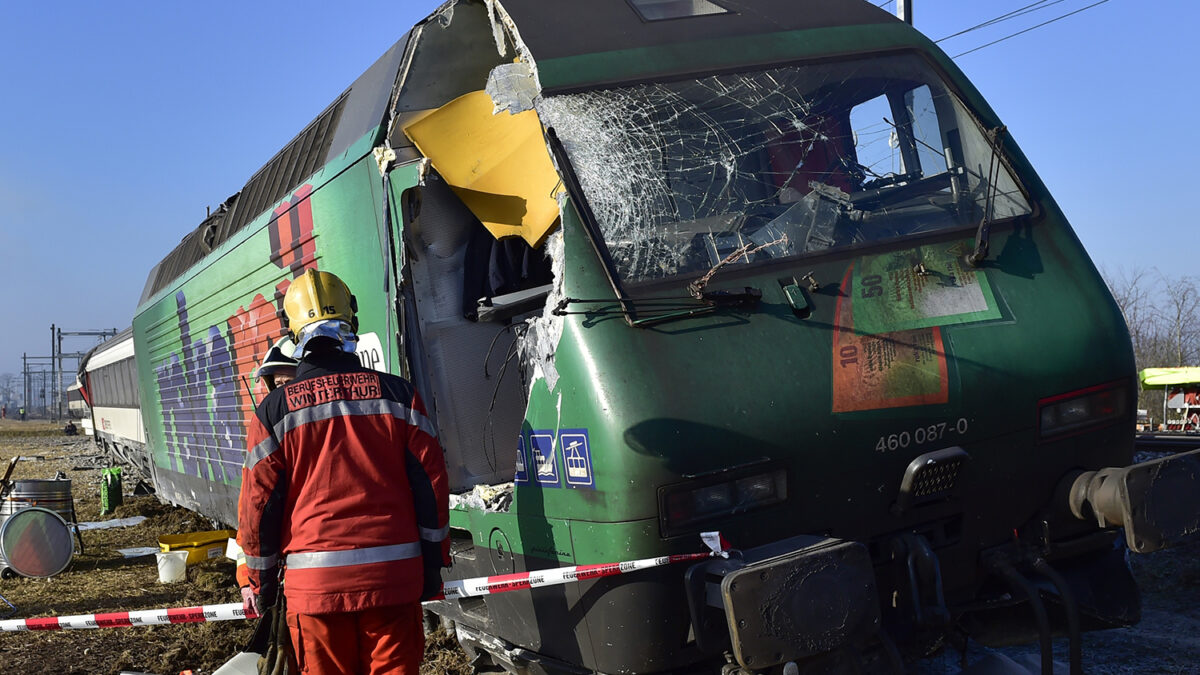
[1038,381,1130,439]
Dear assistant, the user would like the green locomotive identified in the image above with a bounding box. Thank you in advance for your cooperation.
[129,1,1199,672]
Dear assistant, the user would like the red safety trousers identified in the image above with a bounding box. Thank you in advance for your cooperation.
[286,602,424,675]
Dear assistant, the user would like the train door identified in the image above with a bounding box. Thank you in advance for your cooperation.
[387,163,553,492]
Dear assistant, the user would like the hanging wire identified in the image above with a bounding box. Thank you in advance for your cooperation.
[952,0,1112,58]
[481,322,530,474]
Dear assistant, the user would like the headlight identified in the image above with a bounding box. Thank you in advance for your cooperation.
[1038,381,1129,439]
[660,467,787,536]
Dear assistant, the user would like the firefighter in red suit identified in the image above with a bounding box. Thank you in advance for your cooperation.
[237,269,450,674]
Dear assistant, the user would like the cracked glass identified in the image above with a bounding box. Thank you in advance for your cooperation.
[538,53,1031,285]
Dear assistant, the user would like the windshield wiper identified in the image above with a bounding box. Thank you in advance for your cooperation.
[553,287,762,328]
[966,125,1006,267]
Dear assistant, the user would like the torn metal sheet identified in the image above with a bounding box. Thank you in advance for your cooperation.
[430,0,456,28]
[486,61,539,115]
[484,0,508,58]
[485,0,541,84]
[522,229,565,392]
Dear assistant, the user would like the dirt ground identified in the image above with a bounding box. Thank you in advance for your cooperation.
[0,422,1195,674]
[0,422,471,675]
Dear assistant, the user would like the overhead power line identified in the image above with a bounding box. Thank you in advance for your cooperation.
[951,0,1112,58]
[935,0,1068,43]
[875,0,1114,60]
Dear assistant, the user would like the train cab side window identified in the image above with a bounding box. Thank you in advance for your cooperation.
[906,86,950,177]
[850,93,904,179]
[849,85,949,186]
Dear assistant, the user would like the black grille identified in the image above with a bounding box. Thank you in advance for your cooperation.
[895,447,969,513]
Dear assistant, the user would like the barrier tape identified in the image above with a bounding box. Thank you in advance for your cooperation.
[436,531,728,600]
[0,603,258,632]
[1,532,728,632]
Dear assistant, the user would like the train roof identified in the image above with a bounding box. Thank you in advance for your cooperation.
[140,0,915,308]
[500,0,897,90]
[81,326,135,373]
[138,36,412,305]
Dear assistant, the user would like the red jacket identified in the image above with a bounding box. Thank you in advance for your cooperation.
[237,351,450,615]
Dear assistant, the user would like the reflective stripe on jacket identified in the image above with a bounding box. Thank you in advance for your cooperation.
[237,350,451,615]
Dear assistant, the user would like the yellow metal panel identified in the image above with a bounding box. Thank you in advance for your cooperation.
[403,90,562,248]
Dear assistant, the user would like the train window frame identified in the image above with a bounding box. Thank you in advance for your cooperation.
[99,368,110,405]
[124,360,136,407]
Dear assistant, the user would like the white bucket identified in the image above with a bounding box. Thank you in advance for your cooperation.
[156,550,188,583]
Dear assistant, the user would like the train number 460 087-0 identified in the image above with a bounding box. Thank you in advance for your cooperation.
[875,418,969,453]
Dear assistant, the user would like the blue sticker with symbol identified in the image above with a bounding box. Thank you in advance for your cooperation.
[530,431,560,487]
[560,429,594,488]
[514,434,529,484]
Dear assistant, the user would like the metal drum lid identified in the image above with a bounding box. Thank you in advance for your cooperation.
[0,506,74,578]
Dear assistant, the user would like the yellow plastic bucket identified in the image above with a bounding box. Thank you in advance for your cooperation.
[158,529,237,566]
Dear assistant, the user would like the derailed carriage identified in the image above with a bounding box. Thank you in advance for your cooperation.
[79,328,148,473]
[125,1,1199,673]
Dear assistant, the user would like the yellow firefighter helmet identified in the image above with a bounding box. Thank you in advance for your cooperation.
[283,269,359,341]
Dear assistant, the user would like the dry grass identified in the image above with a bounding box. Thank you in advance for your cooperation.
[0,428,469,675]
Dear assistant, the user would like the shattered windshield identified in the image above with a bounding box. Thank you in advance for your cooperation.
[538,53,1031,284]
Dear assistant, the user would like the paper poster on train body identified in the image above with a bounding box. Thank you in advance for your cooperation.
[832,263,949,412]
[851,240,1001,335]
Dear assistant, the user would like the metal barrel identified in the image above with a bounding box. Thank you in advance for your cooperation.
[0,479,75,524]
[0,480,76,576]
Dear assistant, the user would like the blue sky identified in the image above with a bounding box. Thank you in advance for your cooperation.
[1,0,1194,382]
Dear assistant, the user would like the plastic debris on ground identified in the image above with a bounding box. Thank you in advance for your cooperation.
[118,547,160,558]
[76,516,147,531]
[211,651,261,675]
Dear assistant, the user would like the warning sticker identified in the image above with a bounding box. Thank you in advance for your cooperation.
[852,240,1001,335]
[832,265,949,413]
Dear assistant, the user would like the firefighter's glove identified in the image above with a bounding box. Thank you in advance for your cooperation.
[418,539,447,601]
[420,557,444,601]
[241,586,264,618]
